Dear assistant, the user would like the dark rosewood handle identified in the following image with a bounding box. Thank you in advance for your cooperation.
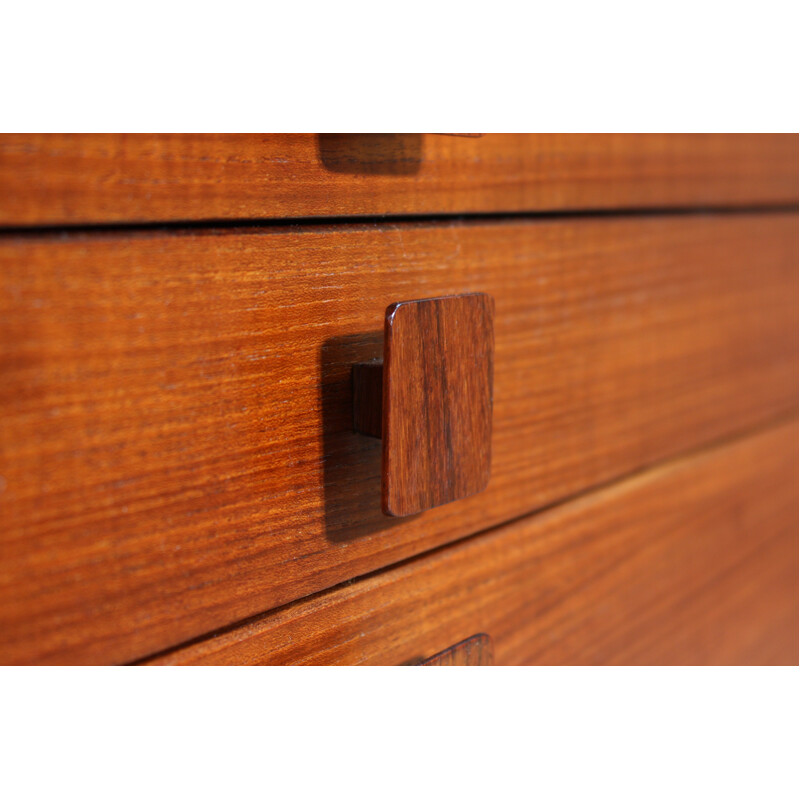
[419,634,494,665]
[353,293,494,517]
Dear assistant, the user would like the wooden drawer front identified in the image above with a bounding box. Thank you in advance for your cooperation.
[151,421,799,665]
[0,213,796,664]
[0,134,796,227]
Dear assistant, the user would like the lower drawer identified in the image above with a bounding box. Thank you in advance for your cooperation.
[0,213,797,664]
[149,421,799,665]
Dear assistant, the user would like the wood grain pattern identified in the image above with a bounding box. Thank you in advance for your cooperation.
[420,634,493,666]
[0,134,796,227]
[382,294,494,517]
[0,214,796,664]
[149,421,799,666]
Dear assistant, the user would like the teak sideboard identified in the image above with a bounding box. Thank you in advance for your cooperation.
[0,133,797,665]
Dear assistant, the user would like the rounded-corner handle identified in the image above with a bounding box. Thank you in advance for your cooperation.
[353,293,494,517]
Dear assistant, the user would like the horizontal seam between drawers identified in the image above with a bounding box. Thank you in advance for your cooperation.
[1,203,797,240]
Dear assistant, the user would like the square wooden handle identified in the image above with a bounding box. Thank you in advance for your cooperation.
[353,293,494,517]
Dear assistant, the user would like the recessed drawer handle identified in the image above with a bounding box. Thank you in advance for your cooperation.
[353,293,494,517]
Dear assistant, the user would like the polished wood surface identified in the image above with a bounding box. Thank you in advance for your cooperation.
[420,634,494,666]
[382,294,494,516]
[353,292,495,516]
[1,214,796,664]
[149,421,798,665]
[0,134,796,227]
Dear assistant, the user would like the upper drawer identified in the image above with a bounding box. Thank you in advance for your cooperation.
[0,133,796,227]
[0,213,797,664]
